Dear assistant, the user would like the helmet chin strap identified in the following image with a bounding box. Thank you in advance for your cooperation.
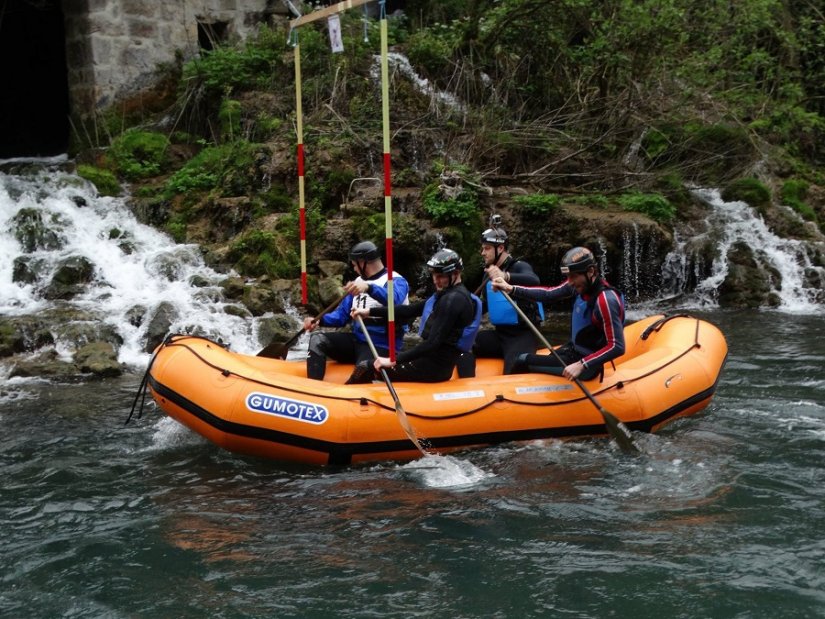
[583,268,599,294]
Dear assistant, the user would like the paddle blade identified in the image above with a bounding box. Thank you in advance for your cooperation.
[256,341,289,359]
[599,407,639,454]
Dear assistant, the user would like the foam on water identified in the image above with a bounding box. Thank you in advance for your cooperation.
[0,166,278,368]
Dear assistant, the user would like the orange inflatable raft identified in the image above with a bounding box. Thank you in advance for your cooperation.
[146,314,727,465]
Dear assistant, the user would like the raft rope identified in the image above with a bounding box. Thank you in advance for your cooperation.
[142,321,707,422]
[124,333,177,424]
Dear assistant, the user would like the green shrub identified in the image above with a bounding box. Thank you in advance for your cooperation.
[618,192,675,222]
[77,164,121,196]
[164,141,262,198]
[422,183,480,226]
[181,27,281,95]
[514,192,560,216]
[218,99,242,141]
[109,130,170,180]
[781,179,816,222]
[721,178,771,207]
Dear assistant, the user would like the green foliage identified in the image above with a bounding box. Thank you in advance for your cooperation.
[227,229,297,278]
[164,141,263,198]
[570,194,610,209]
[109,130,170,180]
[218,99,242,141]
[406,26,458,78]
[181,26,282,96]
[77,164,121,197]
[618,192,676,222]
[422,182,480,227]
[721,178,771,207]
[781,179,816,222]
[514,193,561,216]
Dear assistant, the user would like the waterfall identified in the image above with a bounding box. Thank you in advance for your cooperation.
[0,164,282,368]
[661,188,825,313]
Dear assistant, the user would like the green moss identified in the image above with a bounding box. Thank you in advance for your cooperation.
[617,192,676,222]
[514,192,560,216]
[76,164,121,197]
[109,130,170,180]
[164,141,263,198]
[721,178,771,208]
[781,179,817,223]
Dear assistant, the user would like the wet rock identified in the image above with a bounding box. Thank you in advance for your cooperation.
[8,349,77,379]
[144,301,178,352]
[43,256,95,300]
[74,341,122,377]
[220,276,246,299]
[318,277,345,307]
[223,304,252,318]
[242,283,284,316]
[318,259,347,279]
[12,256,44,284]
[12,207,64,252]
[718,242,776,308]
[125,304,147,327]
[0,324,26,357]
[256,313,301,349]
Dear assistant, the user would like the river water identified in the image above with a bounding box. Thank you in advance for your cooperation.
[2,309,824,618]
[2,165,825,617]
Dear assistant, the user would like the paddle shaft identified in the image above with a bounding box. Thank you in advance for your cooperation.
[355,316,428,456]
[257,292,347,358]
[500,290,639,454]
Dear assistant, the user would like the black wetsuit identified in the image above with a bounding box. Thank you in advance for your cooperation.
[458,256,542,376]
[369,284,476,382]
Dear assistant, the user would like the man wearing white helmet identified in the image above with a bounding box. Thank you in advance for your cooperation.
[457,225,543,376]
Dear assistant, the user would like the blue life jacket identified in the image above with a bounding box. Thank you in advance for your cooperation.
[418,291,482,353]
[571,283,624,352]
[486,280,545,325]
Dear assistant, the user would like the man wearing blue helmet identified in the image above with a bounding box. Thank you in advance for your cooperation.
[351,248,481,382]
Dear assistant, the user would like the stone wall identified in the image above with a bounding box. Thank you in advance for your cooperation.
[63,0,289,118]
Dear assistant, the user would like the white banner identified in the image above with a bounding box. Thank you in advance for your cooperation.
[328,14,344,53]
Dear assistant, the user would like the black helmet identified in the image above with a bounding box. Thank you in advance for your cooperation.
[560,246,596,274]
[480,227,508,246]
[349,241,380,262]
[427,249,464,274]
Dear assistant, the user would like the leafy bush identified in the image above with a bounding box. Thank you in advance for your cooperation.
[514,192,560,216]
[181,27,281,95]
[109,130,170,180]
[422,183,480,226]
[77,164,121,196]
[617,192,675,222]
[164,141,262,198]
[721,178,771,208]
[781,179,816,222]
[218,99,242,141]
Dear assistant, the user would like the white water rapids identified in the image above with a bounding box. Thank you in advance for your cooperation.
[0,163,276,368]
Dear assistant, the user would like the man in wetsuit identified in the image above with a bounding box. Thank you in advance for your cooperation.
[459,226,543,376]
[350,248,481,383]
[492,246,625,381]
[304,240,409,382]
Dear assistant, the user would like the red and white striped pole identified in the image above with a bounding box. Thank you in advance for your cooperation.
[379,5,396,360]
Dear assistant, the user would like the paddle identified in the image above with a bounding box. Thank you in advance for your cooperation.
[355,315,429,456]
[500,290,639,454]
[257,292,347,359]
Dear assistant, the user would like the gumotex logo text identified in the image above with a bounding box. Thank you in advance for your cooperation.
[245,392,329,424]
